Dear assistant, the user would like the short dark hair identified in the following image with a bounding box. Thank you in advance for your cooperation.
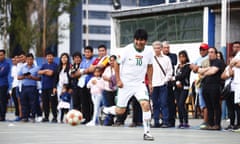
[18,50,26,56]
[98,44,107,50]
[110,55,117,60]
[72,51,82,59]
[63,84,70,90]
[84,46,93,52]
[178,50,190,63]
[26,53,34,59]
[0,49,6,54]
[94,66,102,73]
[232,41,240,45]
[134,29,148,41]
[45,51,54,56]
[209,47,218,54]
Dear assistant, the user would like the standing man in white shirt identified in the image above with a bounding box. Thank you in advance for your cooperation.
[151,41,173,128]
[10,56,21,121]
[103,29,154,141]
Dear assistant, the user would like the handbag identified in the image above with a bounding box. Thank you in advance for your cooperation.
[221,78,233,99]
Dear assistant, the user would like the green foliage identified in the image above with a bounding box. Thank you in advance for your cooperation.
[1,0,81,57]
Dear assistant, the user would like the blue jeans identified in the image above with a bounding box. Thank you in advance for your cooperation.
[102,90,117,125]
[221,100,228,120]
[198,87,206,109]
[152,85,169,125]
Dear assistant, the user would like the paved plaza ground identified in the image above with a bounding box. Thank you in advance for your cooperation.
[0,112,239,144]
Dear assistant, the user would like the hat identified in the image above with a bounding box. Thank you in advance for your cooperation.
[199,43,209,50]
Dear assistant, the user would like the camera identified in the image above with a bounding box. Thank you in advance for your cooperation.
[23,72,31,76]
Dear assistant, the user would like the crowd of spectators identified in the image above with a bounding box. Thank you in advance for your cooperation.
[0,36,240,133]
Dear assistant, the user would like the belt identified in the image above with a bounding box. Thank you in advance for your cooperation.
[22,85,36,87]
[183,86,189,90]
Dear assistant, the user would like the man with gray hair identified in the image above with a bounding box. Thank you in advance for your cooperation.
[162,41,178,127]
[152,41,173,128]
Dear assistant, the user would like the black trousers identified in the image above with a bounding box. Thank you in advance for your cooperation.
[72,87,82,111]
[80,86,93,123]
[115,97,142,124]
[11,87,19,116]
[41,89,58,119]
[226,92,240,126]
[60,108,69,122]
[175,88,189,124]
[202,84,221,126]
[0,85,8,120]
[131,97,142,124]
[168,85,176,125]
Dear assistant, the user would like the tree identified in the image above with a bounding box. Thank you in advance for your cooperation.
[0,0,11,55]
[1,0,80,57]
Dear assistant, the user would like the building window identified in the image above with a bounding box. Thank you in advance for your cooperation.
[169,0,176,3]
[83,40,110,50]
[83,0,137,6]
[83,11,110,20]
[121,0,137,6]
[83,0,112,5]
[117,11,203,47]
[139,0,165,6]
[83,25,111,34]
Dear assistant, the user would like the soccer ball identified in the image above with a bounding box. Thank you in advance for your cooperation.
[66,109,83,126]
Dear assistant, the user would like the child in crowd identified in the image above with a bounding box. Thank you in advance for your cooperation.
[57,84,71,123]
[86,67,105,126]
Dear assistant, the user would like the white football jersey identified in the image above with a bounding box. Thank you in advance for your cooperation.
[118,43,153,86]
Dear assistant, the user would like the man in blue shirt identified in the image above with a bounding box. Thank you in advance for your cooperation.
[18,53,40,122]
[38,51,58,123]
[0,49,10,121]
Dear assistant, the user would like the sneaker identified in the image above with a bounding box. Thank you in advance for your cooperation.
[21,118,28,122]
[183,123,190,128]
[160,124,169,128]
[102,107,110,115]
[51,118,58,123]
[29,118,35,123]
[208,125,221,130]
[151,123,161,128]
[0,117,6,122]
[42,118,49,122]
[14,117,21,122]
[36,116,43,123]
[143,132,154,141]
[224,125,237,131]
[113,122,124,127]
[168,123,175,128]
[86,121,96,127]
[178,123,184,129]
[232,128,240,133]
[128,123,137,127]
[200,122,208,130]
[136,122,143,127]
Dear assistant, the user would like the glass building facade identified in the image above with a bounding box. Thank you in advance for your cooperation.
[82,0,191,51]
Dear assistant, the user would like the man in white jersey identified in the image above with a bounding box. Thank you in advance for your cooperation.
[103,29,154,141]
